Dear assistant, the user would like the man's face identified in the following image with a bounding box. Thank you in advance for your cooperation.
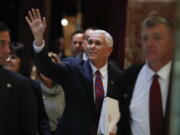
[141,24,174,66]
[71,33,84,54]
[87,33,112,67]
[0,31,11,65]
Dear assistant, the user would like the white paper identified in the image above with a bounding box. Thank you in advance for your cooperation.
[97,97,120,135]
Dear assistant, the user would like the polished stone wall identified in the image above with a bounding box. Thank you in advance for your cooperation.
[124,0,176,68]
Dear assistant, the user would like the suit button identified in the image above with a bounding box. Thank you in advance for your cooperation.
[110,81,114,84]
[124,94,128,98]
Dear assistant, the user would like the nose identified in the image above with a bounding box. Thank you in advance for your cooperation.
[6,56,11,62]
[6,45,10,53]
[146,38,155,47]
[75,44,80,48]
[5,55,13,65]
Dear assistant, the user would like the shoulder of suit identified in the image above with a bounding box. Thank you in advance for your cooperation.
[120,64,144,81]
[62,56,83,63]
[124,64,143,73]
[3,68,30,83]
[108,62,122,73]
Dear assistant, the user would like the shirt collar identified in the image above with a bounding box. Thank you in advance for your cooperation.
[143,64,154,81]
[83,53,88,61]
[157,61,172,81]
[145,61,172,81]
[89,62,108,78]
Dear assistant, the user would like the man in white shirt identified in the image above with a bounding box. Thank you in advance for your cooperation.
[108,15,175,135]
[25,9,121,135]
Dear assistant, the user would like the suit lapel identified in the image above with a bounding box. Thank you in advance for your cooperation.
[163,67,173,135]
[81,60,96,109]
[122,65,143,106]
[107,64,117,95]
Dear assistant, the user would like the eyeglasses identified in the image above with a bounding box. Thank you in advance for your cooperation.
[11,42,24,49]
[84,35,90,41]
[0,41,24,49]
[9,54,19,59]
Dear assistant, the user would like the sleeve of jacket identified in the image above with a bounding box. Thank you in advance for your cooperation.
[33,47,69,84]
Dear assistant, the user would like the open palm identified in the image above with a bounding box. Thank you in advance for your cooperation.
[25,9,46,37]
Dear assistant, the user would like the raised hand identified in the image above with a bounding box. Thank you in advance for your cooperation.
[25,8,46,46]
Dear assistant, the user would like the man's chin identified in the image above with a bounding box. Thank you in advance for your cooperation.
[89,57,96,62]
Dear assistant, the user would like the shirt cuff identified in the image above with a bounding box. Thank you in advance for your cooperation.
[33,40,45,53]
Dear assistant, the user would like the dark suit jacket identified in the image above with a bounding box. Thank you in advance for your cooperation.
[116,64,143,135]
[0,66,38,135]
[34,48,122,135]
[108,64,171,135]
[75,52,84,59]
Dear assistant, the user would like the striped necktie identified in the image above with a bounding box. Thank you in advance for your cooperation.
[95,70,104,113]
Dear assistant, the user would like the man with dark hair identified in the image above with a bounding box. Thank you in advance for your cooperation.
[71,30,85,57]
[109,15,175,135]
[0,21,38,135]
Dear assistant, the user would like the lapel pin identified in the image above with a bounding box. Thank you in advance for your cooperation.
[110,81,114,85]
[124,94,128,98]
[6,83,12,88]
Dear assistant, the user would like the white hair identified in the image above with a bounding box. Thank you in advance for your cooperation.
[93,30,113,47]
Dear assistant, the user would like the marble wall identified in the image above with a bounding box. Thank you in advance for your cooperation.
[124,0,176,68]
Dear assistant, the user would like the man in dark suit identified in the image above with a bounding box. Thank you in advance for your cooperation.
[108,15,175,135]
[0,21,38,134]
[25,9,121,135]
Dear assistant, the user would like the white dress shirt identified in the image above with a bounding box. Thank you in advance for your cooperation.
[89,62,108,99]
[130,61,172,135]
[82,52,88,61]
[90,63,120,135]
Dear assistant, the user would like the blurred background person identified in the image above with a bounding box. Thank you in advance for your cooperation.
[57,36,67,59]
[71,30,84,57]
[35,52,65,135]
[51,36,67,60]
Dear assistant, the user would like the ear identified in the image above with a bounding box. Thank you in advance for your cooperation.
[107,47,113,56]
